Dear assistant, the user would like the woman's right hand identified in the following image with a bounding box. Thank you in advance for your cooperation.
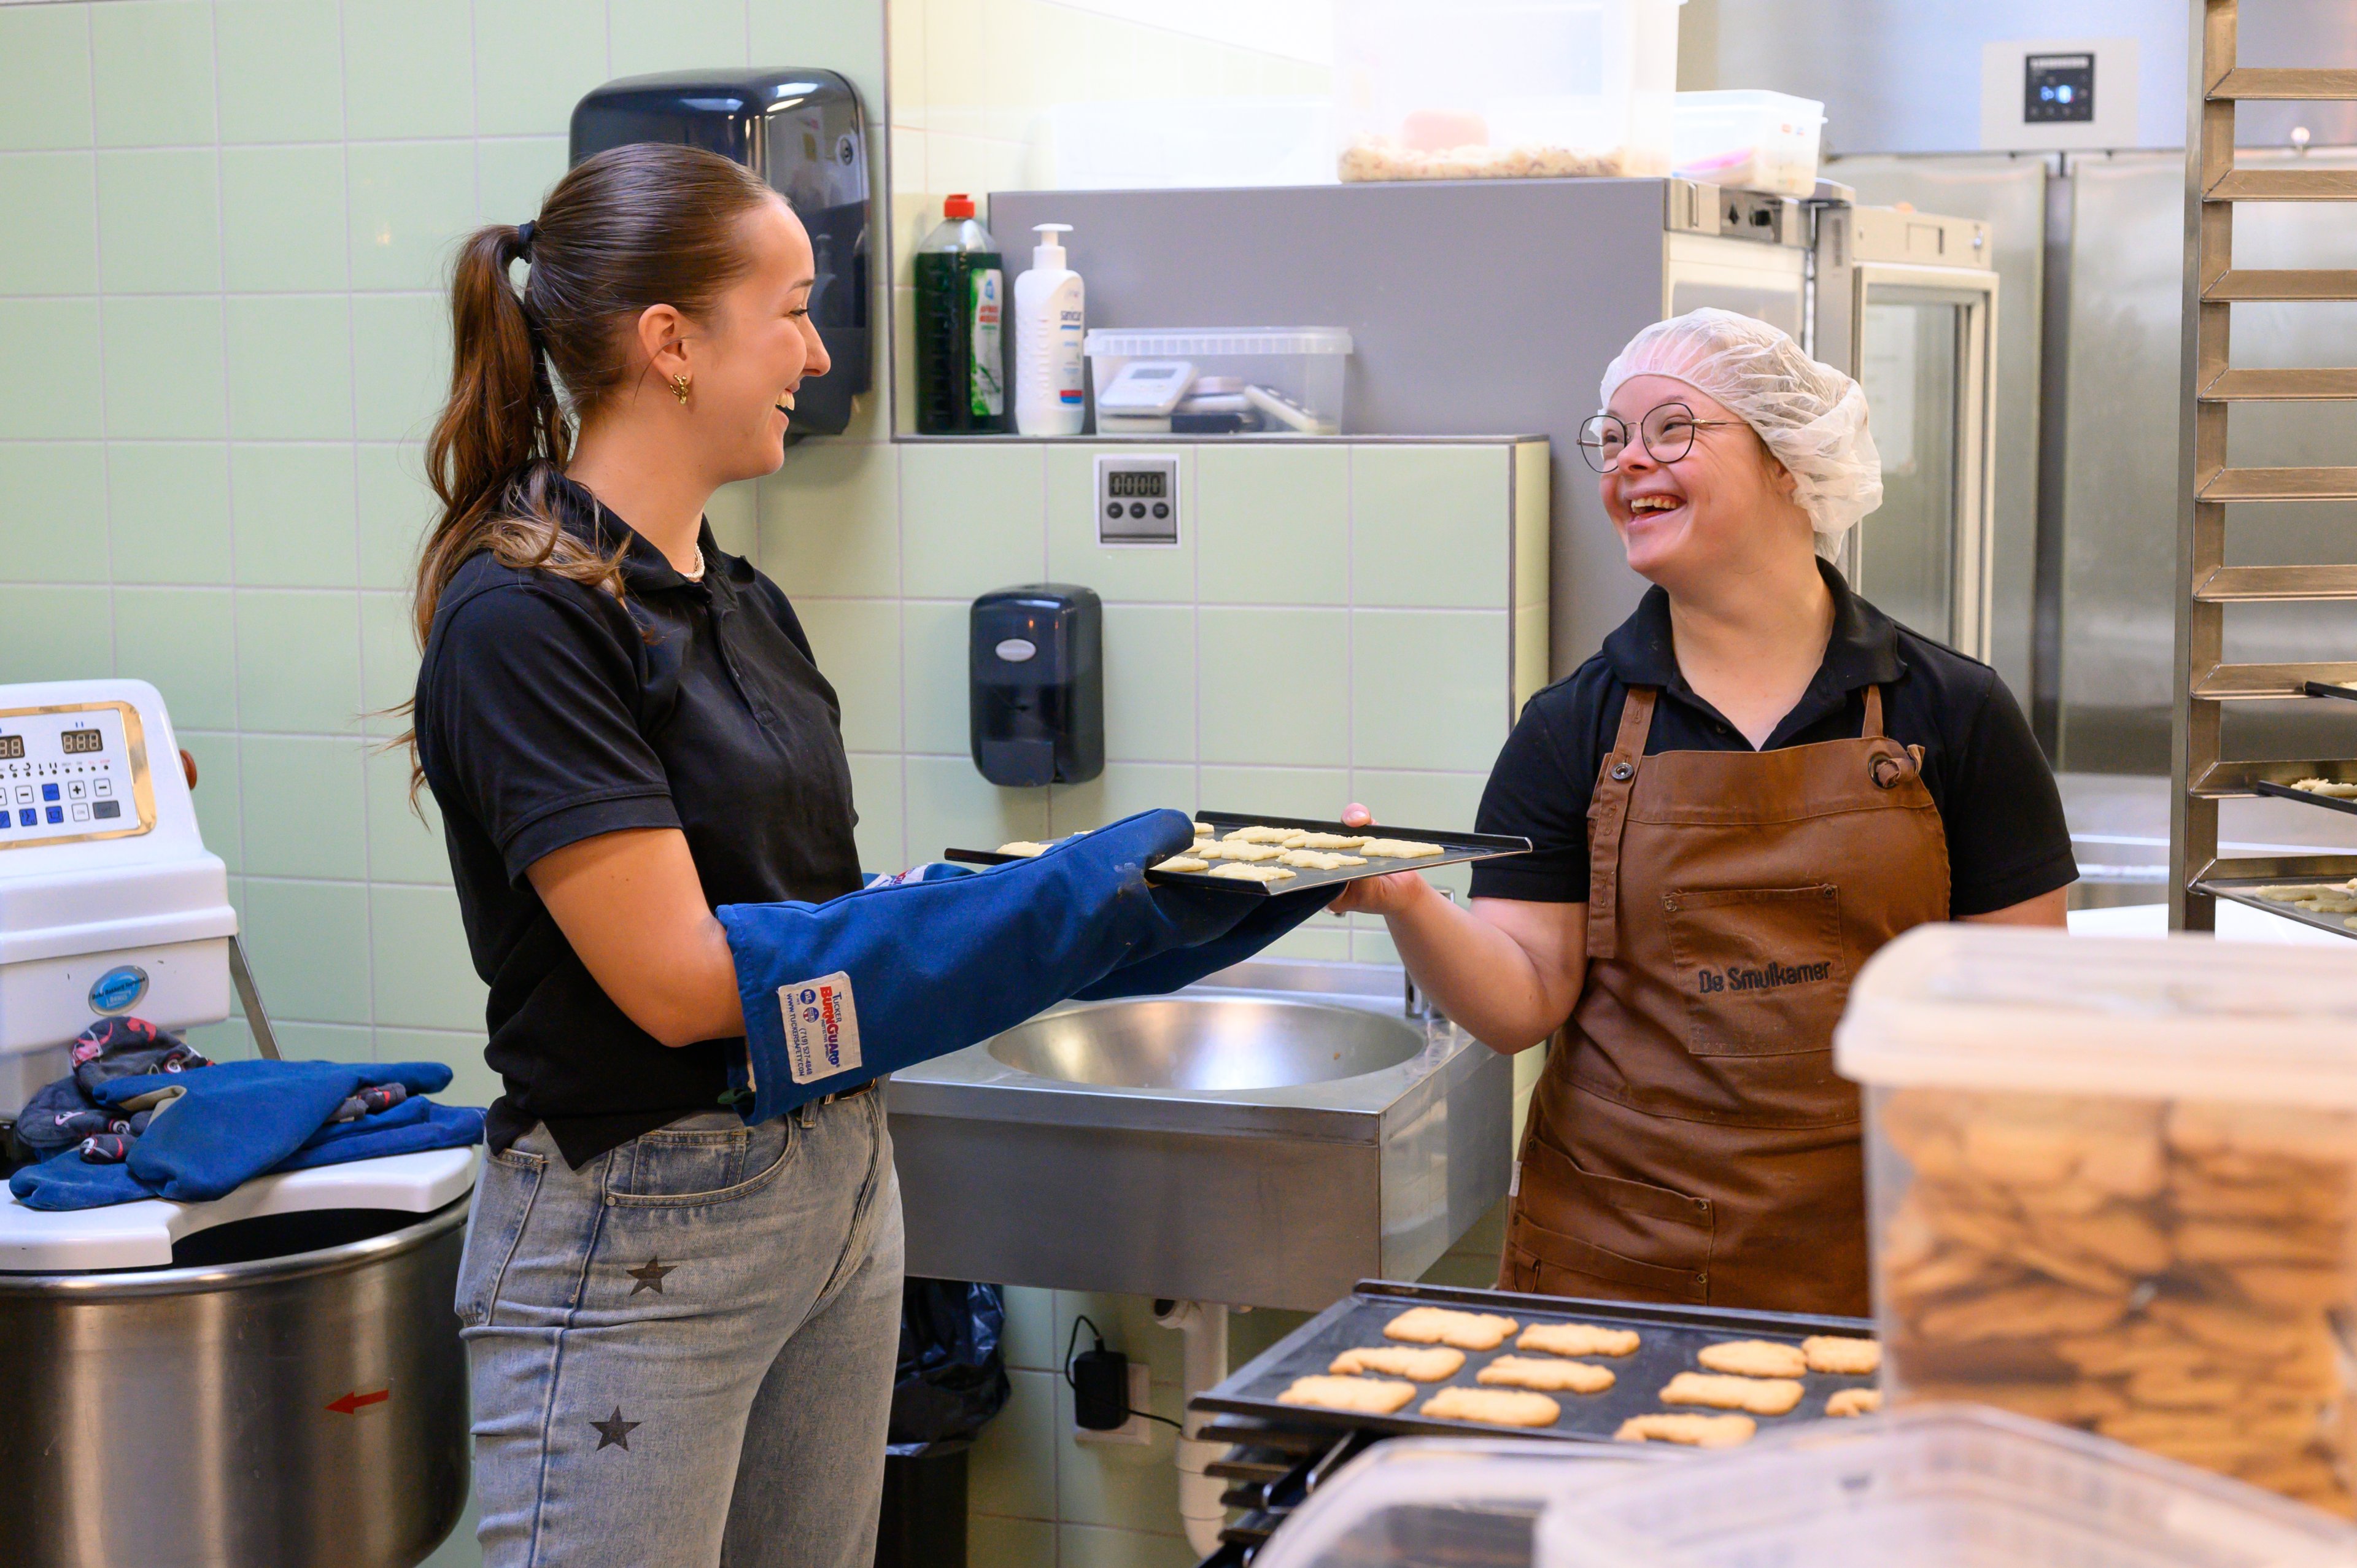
[1325,802,1430,917]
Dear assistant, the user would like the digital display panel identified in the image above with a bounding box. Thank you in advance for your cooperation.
[61,728,103,755]
[0,736,21,760]
[1107,470,1166,499]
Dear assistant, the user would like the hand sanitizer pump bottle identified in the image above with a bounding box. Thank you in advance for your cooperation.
[1014,224,1086,436]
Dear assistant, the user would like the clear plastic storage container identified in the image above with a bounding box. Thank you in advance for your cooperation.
[1535,1405,2357,1568]
[1334,0,1683,182]
[1835,927,2357,1519]
[1255,1438,1659,1568]
[1082,327,1352,436]
[1672,90,1826,197]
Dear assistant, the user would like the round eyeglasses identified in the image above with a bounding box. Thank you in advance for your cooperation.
[1576,402,1743,473]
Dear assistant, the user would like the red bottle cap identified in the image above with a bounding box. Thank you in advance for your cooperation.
[943,193,975,218]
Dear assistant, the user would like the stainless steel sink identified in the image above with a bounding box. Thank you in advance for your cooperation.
[888,962,1513,1311]
[985,996,1425,1091]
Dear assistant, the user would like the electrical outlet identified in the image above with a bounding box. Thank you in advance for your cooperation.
[1074,1361,1153,1446]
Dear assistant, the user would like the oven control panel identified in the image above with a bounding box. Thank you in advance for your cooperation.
[0,701,155,848]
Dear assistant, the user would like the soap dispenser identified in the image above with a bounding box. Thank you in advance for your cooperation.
[970,585,1103,787]
[1013,224,1086,436]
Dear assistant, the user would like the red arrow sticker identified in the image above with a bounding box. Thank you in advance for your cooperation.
[326,1388,390,1415]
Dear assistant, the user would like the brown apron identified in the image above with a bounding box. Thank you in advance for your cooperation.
[1498,685,1949,1316]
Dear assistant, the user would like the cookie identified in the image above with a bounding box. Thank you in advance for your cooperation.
[1615,1412,1756,1448]
[1295,832,1368,851]
[1476,1356,1615,1394]
[1328,1345,1464,1381]
[1207,863,1295,883]
[1224,825,1296,844]
[1516,1321,1641,1359]
[1276,1375,1415,1415]
[1802,1335,1882,1377]
[1358,838,1445,859]
[1420,1386,1561,1428]
[1696,1340,1807,1379]
[1190,822,1212,836]
[1154,855,1210,873]
[1194,839,1283,862]
[1826,1388,1882,1417]
[1915,1282,2127,1342]
[1384,1307,1519,1351]
[1277,849,1366,870]
[996,841,1049,857]
[1659,1372,1805,1416]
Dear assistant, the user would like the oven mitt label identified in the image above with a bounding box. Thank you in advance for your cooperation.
[780,972,861,1084]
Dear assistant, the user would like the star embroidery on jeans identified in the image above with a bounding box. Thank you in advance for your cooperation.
[591,1408,641,1451]
[627,1257,675,1296]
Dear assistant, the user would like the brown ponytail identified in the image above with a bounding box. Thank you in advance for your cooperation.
[397,143,779,794]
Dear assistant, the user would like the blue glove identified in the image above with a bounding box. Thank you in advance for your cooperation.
[719,809,1295,1124]
[8,1061,483,1211]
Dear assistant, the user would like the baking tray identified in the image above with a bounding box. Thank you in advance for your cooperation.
[2196,873,2357,941]
[2302,681,2357,703]
[946,811,1531,898]
[1193,1279,1875,1444]
[2252,779,2357,818]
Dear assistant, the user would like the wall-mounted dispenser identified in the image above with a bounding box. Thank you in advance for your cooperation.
[570,69,871,439]
[970,586,1103,788]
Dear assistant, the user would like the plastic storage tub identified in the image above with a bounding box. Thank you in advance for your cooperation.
[1535,1405,2357,1568]
[1335,0,1682,182]
[1255,1437,1661,1568]
[1835,927,2357,1518]
[1673,90,1826,197]
[1082,327,1352,436]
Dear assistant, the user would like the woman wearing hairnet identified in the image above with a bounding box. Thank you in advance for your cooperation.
[1335,309,2074,1315]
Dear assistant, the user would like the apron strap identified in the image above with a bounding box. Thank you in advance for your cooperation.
[1585,686,1658,962]
[1862,684,1886,738]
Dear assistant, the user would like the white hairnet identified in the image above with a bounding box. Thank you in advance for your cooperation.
[1598,307,1882,557]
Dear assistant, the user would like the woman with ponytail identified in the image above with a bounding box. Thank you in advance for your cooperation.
[408,144,924,1567]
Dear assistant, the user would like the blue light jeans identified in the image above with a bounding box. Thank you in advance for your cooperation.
[455,1092,903,1567]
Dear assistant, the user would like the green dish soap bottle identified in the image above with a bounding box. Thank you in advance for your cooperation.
[913,193,1008,433]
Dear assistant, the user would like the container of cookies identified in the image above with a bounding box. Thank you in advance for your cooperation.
[1533,1404,2357,1568]
[1192,1280,1880,1447]
[1836,925,2357,1518]
[1251,1436,1664,1568]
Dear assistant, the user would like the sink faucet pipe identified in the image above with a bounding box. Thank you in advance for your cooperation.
[1153,1299,1230,1559]
[1403,890,1456,1019]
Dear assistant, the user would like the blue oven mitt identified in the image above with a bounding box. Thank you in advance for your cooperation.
[716,809,1334,1124]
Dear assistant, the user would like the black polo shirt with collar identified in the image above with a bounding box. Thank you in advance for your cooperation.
[414,476,864,1166]
[1467,562,2076,918]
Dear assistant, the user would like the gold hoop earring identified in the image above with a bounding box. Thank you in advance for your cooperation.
[670,373,692,405]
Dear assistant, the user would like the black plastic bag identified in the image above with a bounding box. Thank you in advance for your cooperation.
[886,1279,1010,1454]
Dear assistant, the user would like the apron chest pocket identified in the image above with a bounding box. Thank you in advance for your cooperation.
[1663,884,1846,1057]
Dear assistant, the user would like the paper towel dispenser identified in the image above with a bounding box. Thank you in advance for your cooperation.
[970,587,1103,788]
[570,69,871,439]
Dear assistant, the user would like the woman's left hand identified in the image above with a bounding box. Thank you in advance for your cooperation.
[1325,802,1428,917]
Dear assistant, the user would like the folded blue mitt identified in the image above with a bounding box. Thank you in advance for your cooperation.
[718,809,1337,1124]
[7,1060,484,1210]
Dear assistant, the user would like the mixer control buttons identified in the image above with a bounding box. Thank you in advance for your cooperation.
[44,806,62,825]
[93,778,110,797]
[41,782,58,802]
[92,800,120,820]
[70,803,88,822]
[12,786,26,803]
[66,781,84,800]
[14,809,31,828]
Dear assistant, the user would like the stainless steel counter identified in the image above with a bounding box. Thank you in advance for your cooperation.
[888,959,1513,1311]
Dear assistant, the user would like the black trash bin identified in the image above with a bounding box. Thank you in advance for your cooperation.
[874,1279,1010,1568]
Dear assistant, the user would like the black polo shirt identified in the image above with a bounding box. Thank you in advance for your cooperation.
[414,477,864,1167]
[1468,562,2076,917]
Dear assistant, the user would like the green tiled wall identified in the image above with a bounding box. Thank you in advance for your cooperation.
[0,6,1544,1564]
[0,0,886,1110]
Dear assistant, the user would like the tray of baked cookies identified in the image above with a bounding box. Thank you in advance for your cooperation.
[953,811,1531,897]
[1192,1280,1879,1449]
